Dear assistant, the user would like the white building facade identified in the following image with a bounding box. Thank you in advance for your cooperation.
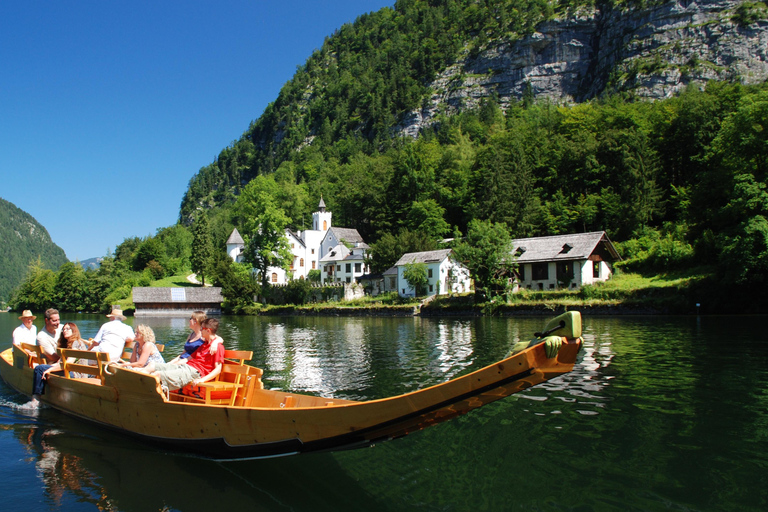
[394,249,471,298]
[511,231,620,291]
[227,199,369,285]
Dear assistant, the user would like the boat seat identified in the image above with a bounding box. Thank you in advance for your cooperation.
[178,349,259,406]
[57,349,111,385]
[19,342,44,367]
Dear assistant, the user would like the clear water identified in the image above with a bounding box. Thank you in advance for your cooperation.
[1,313,766,511]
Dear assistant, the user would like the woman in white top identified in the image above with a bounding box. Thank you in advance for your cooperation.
[119,325,164,368]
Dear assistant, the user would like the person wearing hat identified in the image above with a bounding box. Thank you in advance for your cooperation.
[13,310,38,347]
[89,307,134,362]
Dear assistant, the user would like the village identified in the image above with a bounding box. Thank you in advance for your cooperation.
[222,199,620,301]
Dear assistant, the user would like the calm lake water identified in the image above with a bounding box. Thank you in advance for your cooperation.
[1,312,766,511]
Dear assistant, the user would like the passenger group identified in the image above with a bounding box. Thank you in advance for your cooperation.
[11,308,226,407]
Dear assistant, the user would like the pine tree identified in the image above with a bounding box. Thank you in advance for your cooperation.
[191,210,214,286]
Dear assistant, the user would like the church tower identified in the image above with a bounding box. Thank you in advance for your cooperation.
[312,197,332,232]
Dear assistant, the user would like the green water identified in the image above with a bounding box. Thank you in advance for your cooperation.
[1,313,766,511]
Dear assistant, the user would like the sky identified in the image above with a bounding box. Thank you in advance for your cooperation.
[1,0,394,262]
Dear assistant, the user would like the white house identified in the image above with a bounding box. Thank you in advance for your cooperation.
[227,198,369,285]
[394,249,471,298]
[511,231,620,291]
[320,241,370,283]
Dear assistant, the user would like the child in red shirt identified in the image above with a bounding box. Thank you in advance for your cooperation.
[145,318,225,391]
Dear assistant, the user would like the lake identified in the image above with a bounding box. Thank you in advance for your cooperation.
[1,312,766,511]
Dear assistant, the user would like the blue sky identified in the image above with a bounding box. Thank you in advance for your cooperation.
[1,0,393,262]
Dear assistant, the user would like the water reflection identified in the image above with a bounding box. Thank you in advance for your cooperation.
[2,314,768,511]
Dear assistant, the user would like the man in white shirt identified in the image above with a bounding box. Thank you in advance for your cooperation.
[13,310,38,347]
[37,308,62,364]
[90,307,134,361]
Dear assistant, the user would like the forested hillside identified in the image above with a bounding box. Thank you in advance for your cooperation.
[177,0,767,295]
[0,198,68,304]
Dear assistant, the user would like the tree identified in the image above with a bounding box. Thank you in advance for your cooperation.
[132,237,167,274]
[214,256,259,314]
[451,219,516,299]
[234,179,293,289]
[55,261,87,312]
[191,210,214,286]
[9,258,57,312]
[368,229,439,274]
[406,199,450,239]
[403,262,429,296]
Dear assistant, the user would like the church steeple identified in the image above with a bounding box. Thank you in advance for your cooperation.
[312,196,332,232]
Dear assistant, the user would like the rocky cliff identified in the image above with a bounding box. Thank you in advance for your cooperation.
[397,0,768,136]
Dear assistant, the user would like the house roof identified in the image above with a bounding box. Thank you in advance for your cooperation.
[319,244,351,263]
[327,227,364,244]
[132,287,223,304]
[226,228,244,245]
[383,266,398,276]
[511,231,620,264]
[286,229,306,248]
[395,249,453,266]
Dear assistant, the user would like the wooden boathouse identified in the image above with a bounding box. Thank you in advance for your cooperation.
[132,287,223,316]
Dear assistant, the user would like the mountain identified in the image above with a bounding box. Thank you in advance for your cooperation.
[78,257,102,270]
[0,198,69,303]
[179,0,767,221]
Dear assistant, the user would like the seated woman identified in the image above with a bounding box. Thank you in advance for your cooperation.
[28,322,91,407]
[118,324,164,368]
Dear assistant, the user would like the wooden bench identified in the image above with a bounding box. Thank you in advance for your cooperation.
[58,348,111,384]
[177,349,263,406]
[19,342,44,367]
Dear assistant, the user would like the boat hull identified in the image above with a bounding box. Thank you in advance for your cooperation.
[1,336,581,460]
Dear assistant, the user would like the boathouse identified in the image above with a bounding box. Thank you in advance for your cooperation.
[132,287,223,316]
[511,231,620,291]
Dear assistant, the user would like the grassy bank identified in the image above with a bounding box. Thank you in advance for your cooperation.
[123,268,761,317]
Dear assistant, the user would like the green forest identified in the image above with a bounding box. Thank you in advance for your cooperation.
[0,198,68,304]
[7,0,768,313]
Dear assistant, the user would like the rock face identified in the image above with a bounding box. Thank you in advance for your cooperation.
[396,0,768,137]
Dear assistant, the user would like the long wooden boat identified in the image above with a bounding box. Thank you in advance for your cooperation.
[1,312,583,460]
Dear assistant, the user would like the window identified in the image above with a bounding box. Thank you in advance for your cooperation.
[429,284,433,293]
[428,268,433,278]
[346,277,351,283]
[593,261,600,278]
[311,248,315,254]
[300,258,304,267]
[346,263,351,273]
[323,220,327,230]
[557,262,573,282]
[532,263,549,280]
[271,273,278,283]
[355,263,361,273]
[312,261,316,269]
[519,265,526,281]
[337,265,341,272]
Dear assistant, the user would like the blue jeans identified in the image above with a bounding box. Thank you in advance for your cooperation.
[32,364,62,395]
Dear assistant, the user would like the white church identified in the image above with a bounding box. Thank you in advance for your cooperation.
[226,198,370,285]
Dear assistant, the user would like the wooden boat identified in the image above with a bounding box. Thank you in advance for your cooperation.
[0,312,583,460]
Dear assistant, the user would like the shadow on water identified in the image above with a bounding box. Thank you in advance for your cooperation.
[0,394,388,512]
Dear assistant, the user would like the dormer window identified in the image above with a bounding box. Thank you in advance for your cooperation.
[515,246,526,257]
[560,243,572,254]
